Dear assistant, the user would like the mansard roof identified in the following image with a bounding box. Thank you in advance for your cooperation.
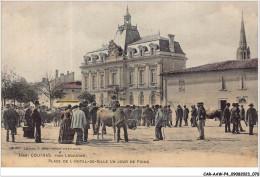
[162,58,258,76]
[129,35,168,45]
[128,34,185,55]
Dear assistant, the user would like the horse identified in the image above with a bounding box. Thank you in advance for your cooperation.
[95,107,137,140]
[206,109,222,126]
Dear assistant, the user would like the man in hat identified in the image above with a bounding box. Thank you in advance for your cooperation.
[71,104,87,145]
[167,105,173,127]
[240,105,248,127]
[3,104,18,142]
[154,105,164,141]
[113,103,128,142]
[191,105,198,127]
[25,105,34,138]
[174,105,183,127]
[143,105,153,127]
[231,103,240,134]
[236,103,245,132]
[197,102,206,140]
[246,103,258,135]
[151,105,157,126]
[161,106,168,127]
[81,102,91,143]
[223,103,231,133]
[89,102,99,135]
[31,101,44,143]
[183,105,189,126]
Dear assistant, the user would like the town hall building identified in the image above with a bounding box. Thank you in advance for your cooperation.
[80,7,187,106]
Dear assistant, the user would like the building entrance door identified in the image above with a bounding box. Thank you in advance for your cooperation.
[220,100,227,113]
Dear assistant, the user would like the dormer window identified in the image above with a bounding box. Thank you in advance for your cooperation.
[151,48,155,55]
[127,48,137,58]
[129,52,133,58]
[99,53,107,62]
[140,49,143,57]
[149,43,159,55]
[138,46,148,57]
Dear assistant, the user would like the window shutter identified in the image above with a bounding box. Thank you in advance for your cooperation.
[219,77,222,90]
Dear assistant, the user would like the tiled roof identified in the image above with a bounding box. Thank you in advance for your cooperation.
[87,45,109,54]
[129,35,168,46]
[59,81,82,89]
[162,58,258,76]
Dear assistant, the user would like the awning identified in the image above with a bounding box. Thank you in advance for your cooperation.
[56,99,80,103]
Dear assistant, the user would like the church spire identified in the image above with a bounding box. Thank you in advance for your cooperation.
[124,5,131,25]
[236,11,250,60]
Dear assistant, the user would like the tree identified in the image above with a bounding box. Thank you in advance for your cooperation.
[17,84,39,104]
[1,66,39,107]
[36,72,66,108]
[78,91,96,103]
[1,66,19,106]
[107,86,127,101]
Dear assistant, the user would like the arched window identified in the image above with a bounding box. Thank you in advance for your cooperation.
[150,93,156,105]
[129,93,134,105]
[139,92,144,105]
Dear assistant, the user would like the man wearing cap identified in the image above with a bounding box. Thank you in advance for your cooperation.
[183,105,189,126]
[3,104,18,142]
[246,103,258,135]
[223,103,231,133]
[113,104,128,142]
[31,101,44,143]
[197,102,206,140]
[231,103,240,134]
[71,104,87,145]
[191,105,198,127]
[174,105,183,127]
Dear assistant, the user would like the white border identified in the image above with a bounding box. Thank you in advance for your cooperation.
[1,0,259,176]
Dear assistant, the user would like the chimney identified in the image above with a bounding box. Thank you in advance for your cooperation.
[42,78,46,83]
[168,34,175,52]
[55,70,58,78]
[67,71,69,75]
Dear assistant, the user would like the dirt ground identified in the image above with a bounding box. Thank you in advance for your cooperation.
[1,119,258,167]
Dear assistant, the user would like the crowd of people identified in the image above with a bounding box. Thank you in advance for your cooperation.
[1,100,258,145]
[222,103,258,135]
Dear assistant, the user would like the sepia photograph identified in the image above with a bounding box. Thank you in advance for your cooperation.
[0,1,259,175]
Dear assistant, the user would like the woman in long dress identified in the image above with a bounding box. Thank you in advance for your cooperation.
[58,106,74,144]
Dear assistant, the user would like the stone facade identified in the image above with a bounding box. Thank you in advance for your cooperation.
[80,8,187,106]
[162,59,258,111]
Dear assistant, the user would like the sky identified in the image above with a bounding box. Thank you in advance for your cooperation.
[1,1,258,82]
